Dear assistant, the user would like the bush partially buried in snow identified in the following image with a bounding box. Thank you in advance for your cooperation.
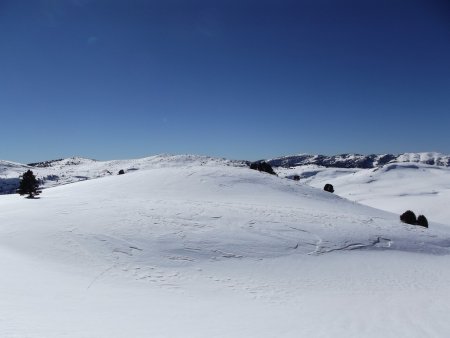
[400,210,428,228]
[400,210,417,225]
[324,183,334,193]
[417,215,428,228]
[249,161,276,175]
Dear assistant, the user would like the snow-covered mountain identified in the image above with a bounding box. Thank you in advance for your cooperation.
[268,152,450,168]
[2,152,447,196]
[0,155,247,194]
[2,157,450,337]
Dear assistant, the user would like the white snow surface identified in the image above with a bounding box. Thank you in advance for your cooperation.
[277,162,450,225]
[0,155,245,193]
[2,157,450,337]
[396,152,449,165]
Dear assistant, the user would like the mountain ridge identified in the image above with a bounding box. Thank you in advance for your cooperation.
[267,152,450,169]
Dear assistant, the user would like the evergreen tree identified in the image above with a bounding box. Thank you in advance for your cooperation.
[17,170,40,198]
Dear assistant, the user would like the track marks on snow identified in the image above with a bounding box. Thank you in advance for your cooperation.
[53,197,449,294]
[316,237,392,254]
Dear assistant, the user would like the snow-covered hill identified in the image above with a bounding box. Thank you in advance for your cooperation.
[2,159,450,337]
[276,162,450,225]
[0,154,246,194]
[3,152,449,224]
[0,160,30,194]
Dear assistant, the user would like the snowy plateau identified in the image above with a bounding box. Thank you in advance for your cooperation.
[1,154,450,337]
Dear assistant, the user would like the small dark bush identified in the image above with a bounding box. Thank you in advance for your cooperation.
[292,175,300,181]
[118,169,125,175]
[417,215,428,228]
[324,183,334,193]
[400,210,417,225]
[249,161,276,175]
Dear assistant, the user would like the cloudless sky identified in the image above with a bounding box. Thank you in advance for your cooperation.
[1,0,449,163]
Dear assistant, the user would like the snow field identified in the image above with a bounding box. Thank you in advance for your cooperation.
[1,163,450,337]
[276,163,450,225]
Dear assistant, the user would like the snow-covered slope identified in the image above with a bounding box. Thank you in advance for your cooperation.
[0,160,30,194]
[276,162,450,225]
[396,152,450,165]
[2,160,450,337]
[0,154,246,194]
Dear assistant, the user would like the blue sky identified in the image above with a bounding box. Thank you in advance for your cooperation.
[1,0,449,163]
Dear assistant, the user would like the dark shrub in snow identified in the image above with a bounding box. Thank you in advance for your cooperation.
[400,210,417,225]
[118,169,125,175]
[417,215,429,228]
[323,183,334,193]
[249,161,276,175]
[292,175,300,181]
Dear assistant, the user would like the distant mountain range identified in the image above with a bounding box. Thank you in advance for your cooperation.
[267,152,450,169]
[1,152,449,195]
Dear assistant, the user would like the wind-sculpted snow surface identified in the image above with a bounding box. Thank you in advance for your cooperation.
[2,164,450,337]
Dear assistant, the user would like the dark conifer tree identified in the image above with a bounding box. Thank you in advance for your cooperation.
[17,170,40,198]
